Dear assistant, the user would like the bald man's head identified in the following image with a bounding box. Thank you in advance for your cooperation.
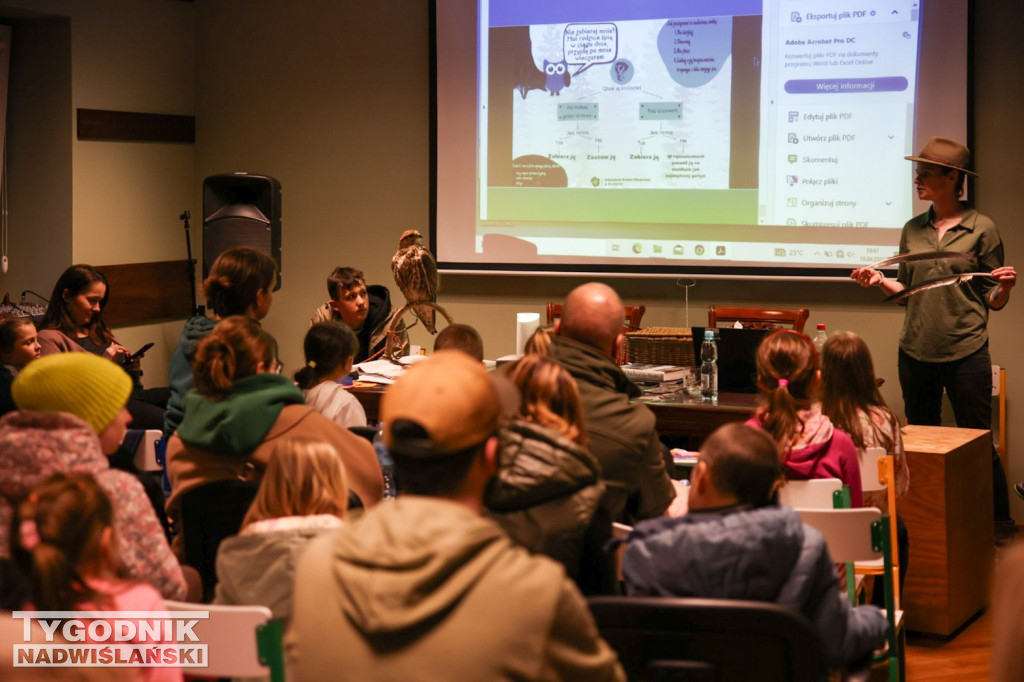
[557,282,625,356]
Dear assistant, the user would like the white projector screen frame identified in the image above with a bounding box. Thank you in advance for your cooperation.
[431,0,968,280]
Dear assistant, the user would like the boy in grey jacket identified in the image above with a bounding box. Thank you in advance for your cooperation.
[623,423,888,672]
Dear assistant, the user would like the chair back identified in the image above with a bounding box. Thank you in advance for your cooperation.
[794,507,883,564]
[163,600,284,682]
[129,429,165,472]
[588,596,824,682]
[859,446,887,492]
[546,302,646,330]
[348,425,378,443]
[707,305,809,332]
[795,506,901,680]
[855,450,901,610]
[778,477,842,509]
[179,480,260,601]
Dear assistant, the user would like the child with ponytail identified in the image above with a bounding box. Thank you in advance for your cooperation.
[166,317,381,546]
[746,330,863,506]
[294,321,366,428]
[8,473,181,681]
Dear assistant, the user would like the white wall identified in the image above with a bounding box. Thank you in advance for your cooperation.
[0,0,194,376]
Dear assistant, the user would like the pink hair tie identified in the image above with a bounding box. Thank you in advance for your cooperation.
[777,378,789,389]
[19,520,40,551]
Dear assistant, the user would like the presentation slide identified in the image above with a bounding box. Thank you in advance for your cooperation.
[434,0,965,278]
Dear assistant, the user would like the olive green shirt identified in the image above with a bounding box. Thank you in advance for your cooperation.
[897,207,1003,363]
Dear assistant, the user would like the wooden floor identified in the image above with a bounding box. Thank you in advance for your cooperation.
[902,534,1018,681]
[905,609,993,681]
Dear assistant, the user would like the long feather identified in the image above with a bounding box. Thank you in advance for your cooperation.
[869,250,972,270]
[884,272,994,303]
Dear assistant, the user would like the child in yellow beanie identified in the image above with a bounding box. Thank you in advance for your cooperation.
[0,352,188,600]
[13,352,133,453]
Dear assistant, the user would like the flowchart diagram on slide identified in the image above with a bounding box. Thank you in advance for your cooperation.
[509,17,733,190]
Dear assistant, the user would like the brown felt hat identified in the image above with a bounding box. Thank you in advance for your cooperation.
[905,136,977,176]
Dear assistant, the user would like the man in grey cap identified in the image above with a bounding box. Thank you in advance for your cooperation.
[286,350,624,682]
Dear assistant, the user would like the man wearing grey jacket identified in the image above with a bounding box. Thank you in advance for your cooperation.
[622,423,888,672]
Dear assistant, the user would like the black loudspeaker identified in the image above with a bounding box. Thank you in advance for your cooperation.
[202,173,282,290]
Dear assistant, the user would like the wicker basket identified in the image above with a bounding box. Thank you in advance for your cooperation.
[623,327,696,366]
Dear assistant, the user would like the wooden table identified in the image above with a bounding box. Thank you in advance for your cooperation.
[349,382,756,440]
[640,391,757,442]
[899,425,994,637]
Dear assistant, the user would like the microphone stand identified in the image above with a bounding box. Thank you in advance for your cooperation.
[180,210,204,316]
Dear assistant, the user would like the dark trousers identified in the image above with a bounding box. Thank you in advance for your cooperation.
[898,344,1012,523]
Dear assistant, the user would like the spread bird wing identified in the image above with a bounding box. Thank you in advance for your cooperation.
[884,272,994,303]
[869,250,972,270]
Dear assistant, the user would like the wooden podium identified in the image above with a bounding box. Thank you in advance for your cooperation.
[900,425,995,637]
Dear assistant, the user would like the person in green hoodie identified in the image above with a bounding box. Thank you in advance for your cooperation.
[163,246,278,437]
[286,351,625,681]
[165,317,382,548]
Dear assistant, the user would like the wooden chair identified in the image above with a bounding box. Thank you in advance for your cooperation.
[707,305,810,332]
[588,596,825,681]
[163,600,285,682]
[546,302,646,331]
[794,507,904,682]
[855,448,901,610]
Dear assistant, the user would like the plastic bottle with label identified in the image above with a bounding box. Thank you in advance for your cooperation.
[700,329,718,402]
[813,323,828,365]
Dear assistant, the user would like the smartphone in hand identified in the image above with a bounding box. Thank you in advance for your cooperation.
[122,342,155,366]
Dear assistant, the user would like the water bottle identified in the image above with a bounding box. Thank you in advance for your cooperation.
[372,423,397,499]
[813,323,827,364]
[700,329,718,401]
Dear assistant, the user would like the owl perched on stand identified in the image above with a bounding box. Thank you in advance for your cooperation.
[391,229,439,334]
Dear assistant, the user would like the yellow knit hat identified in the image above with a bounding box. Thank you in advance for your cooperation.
[12,353,133,434]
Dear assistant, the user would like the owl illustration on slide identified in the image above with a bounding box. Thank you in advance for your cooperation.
[544,59,571,95]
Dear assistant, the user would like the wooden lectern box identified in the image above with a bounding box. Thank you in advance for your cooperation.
[900,425,995,637]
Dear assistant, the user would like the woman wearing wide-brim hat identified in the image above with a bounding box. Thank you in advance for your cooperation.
[851,136,1017,537]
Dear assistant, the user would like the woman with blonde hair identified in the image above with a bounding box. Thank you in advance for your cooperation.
[214,438,349,620]
[746,330,863,507]
[485,353,606,592]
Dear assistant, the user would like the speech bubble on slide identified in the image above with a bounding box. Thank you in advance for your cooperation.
[563,23,618,76]
[657,17,732,88]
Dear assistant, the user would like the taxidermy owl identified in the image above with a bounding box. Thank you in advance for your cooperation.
[392,229,439,333]
[544,59,570,95]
